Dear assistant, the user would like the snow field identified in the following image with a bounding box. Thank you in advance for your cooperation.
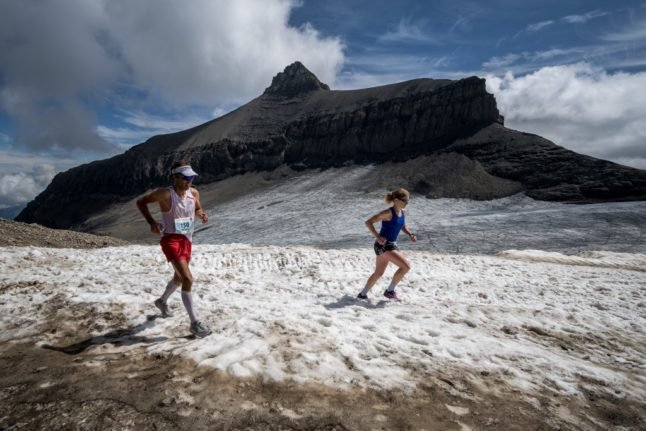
[1,244,644,401]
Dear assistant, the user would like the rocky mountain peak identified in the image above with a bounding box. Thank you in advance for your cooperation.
[16,65,646,231]
[264,61,330,98]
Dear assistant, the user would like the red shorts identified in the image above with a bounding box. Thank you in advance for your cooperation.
[161,234,192,262]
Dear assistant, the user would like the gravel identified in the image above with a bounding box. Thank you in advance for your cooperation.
[0,218,130,248]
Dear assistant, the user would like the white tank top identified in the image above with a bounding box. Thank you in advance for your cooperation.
[161,187,196,242]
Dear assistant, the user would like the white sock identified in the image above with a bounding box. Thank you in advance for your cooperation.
[386,282,397,292]
[359,287,370,296]
[160,279,180,303]
[181,291,198,323]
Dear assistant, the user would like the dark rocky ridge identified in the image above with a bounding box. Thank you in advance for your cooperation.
[446,124,646,201]
[17,62,646,230]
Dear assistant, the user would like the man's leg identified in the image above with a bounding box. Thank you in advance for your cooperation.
[170,260,212,337]
[159,272,181,303]
[171,260,197,322]
[157,237,184,316]
[155,269,182,317]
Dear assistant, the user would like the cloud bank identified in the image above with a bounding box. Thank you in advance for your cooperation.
[0,0,345,208]
[0,164,56,209]
[486,63,646,169]
[0,0,345,154]
[0,150,83,209]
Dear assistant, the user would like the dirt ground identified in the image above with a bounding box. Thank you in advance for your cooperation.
[1,303,644,431]
[0,219,129,248]
[0,339,607,431]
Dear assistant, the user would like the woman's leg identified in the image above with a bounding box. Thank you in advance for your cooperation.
[382,250,411,286]
[362,254,389,291]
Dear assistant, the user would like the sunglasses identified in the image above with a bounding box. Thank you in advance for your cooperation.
[397,197,409,203]
[175,174,194,181]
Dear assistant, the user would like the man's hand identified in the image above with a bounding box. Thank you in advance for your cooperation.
[198,211,208,224]
[149,222,163,235]
[136,188,170,236]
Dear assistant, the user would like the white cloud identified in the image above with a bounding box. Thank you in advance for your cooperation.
[449,16,469,33]
[95,126,155,149]
[486,63,646,170]
[96,110,217,148]
[103,1,344,105]
[117,110,211,131]
[561,10,608,24]
[0,151,79,175]
[482,42,646,75]
[614,157,646,170]
[0,164,57,207]
[0,150,87,207]
[525,20,554,32]
[13,99,111,152]
[378,17,439,44]
[482,53,523,70]
[601,18,646,42]
[335,57,464,91]
[0,0,345,153]
[0,131,10,145]
[0,1,116,153]
[212,107,231,119]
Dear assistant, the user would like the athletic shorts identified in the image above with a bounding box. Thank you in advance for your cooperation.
[374,240,399,256]
[161,234,192,262]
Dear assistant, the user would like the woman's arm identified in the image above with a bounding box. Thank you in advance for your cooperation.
[365,209,392,244]
[402,223,417,242]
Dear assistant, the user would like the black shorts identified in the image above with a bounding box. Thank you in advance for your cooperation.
[374,241,399,256]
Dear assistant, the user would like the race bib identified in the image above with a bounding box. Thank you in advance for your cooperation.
[174,217,193,234]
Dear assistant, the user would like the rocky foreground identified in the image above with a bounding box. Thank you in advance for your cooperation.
[0,218,129,248]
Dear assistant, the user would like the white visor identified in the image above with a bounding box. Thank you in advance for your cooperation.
[171,165,198,176]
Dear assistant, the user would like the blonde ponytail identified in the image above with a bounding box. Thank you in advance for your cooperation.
[385,188,409,205]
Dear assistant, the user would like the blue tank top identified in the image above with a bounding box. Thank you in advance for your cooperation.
[379,207,405,242]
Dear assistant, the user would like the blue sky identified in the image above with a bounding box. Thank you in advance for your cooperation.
[1,0,646,209]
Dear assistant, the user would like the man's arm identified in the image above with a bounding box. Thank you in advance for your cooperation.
[191,187,209,223]
[136,188,168,234]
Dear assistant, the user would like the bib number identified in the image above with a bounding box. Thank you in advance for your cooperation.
[174,217,193,234]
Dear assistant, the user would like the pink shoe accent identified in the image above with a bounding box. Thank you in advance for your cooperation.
[384,290,399,301]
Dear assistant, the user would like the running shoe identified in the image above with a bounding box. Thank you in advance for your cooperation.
[383,290,399,301]
[357,293,368,300]
[154,298,174,317]
[190,320,212,338]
